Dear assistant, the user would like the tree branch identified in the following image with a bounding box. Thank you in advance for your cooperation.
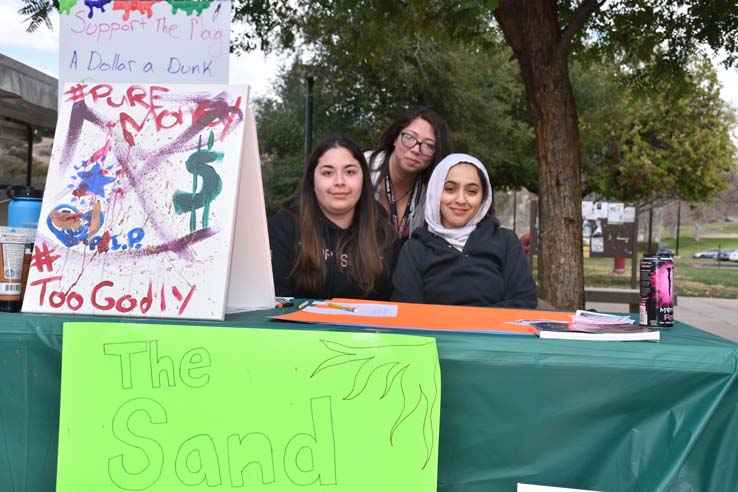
[554,0,606,62]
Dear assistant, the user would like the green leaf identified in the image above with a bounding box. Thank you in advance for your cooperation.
[311,338,439,469]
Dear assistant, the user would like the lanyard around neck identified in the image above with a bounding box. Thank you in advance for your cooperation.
[384,172,420,238]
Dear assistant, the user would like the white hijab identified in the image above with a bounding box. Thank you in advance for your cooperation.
[424,153,493,251]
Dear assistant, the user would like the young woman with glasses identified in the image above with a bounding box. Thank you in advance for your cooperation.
[268,135,398,299]
[365,107,451,241]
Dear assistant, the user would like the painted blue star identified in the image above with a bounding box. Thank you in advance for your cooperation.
[76,162,115,198]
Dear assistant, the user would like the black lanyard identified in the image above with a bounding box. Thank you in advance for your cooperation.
[384,173,420,239]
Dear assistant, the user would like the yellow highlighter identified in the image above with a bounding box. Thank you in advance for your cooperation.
[327,302,356,312]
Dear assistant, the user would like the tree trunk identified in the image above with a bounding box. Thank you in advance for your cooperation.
[694,223,702,242]
[654,207,663,243]
[690,202,704,241]
[495,0,585,309]
[668,201,678,239]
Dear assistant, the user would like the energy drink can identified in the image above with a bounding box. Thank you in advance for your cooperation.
[639,255,675,327]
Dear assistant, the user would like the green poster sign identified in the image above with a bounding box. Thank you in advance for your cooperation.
[57,323,440,491]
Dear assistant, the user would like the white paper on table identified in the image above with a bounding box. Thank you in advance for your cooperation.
[506,319,569,326]
[573,310,633,324]
[305,303,399,317]
[225,306,265,314]
[518,483,603,492]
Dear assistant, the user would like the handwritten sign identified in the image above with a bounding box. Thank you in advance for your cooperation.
[22,83,250,320]
[59,0,230,86]
[56,322,441,491]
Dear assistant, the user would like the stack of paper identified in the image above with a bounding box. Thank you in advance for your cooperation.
[528,310,659,342]
[571,310,634,325]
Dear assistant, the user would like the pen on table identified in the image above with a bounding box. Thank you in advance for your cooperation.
[327,302,356,312]
[275,299,294,308]
[297,300,310,309]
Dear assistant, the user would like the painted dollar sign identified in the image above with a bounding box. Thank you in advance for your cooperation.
[173,130,224,232]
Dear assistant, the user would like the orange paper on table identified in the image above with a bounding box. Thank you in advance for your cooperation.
[272,298,573,335]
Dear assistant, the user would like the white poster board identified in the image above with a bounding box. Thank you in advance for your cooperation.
[22,82,274,320]
[593,201,609,219]
[581,200,594,220]
[227,106,276,310]
[623,206,636,223]
[607,202,625,224]
[59,0,230,89]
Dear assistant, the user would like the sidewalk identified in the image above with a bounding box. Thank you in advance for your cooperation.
[586,297,738,342]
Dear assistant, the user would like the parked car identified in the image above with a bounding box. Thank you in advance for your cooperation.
[693,249,721,259]
[729,250,738,262]
[718,249,738,261]
[656,248,675,257]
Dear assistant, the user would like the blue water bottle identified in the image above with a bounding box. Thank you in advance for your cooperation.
[7,186,43,228]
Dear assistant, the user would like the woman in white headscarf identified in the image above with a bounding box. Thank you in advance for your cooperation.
[391,153,537,307]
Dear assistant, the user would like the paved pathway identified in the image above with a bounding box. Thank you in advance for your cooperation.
[587,297,738,342]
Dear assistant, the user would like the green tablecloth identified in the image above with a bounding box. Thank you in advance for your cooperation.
[2,308,737,491]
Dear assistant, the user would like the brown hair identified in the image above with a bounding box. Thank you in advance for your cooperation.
[292,134,392,296]
[369,107,452,184]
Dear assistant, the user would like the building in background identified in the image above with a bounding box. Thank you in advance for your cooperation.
[0,53,57,224]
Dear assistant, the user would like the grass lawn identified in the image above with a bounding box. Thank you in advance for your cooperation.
[677,221,738,236]
[582,227,738,299]
[583,257,738,298]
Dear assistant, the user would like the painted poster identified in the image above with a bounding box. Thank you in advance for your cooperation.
[57,322,441,491]
[22,82,249,320]
[59,0,230,87]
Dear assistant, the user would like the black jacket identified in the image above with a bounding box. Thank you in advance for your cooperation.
[267,209,398,300]
[391,216,537,308]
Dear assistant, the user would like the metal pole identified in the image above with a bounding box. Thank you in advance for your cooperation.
[26,123,33,187]
[648,207,653,253]
[675,201,681,257]
[631,205,639,290]
[304,76,314,167]
[512,190,517,233]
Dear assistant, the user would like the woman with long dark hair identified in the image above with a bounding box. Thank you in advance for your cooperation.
[366,107,451,241]
[268,135,397,299]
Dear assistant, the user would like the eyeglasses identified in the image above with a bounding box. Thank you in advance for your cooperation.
[399,132,436,156]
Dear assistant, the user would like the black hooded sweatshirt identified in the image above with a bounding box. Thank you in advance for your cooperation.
[268,209,397,300]
[391,216,537,308]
